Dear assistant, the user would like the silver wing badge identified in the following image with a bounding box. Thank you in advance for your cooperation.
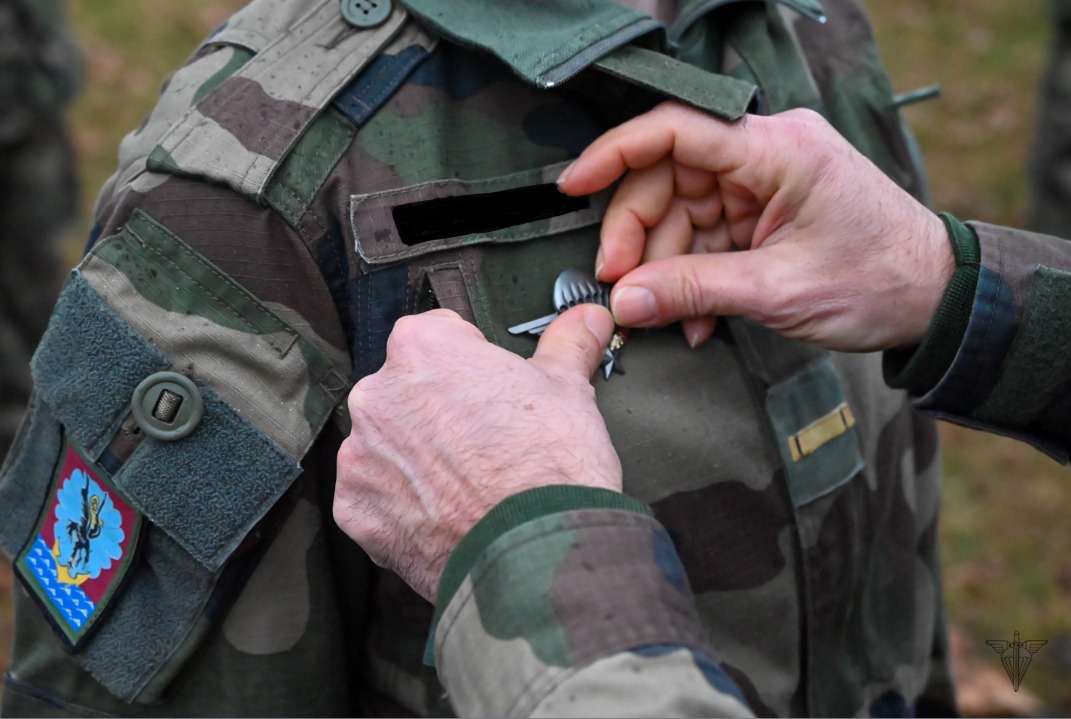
[507,268,627,380]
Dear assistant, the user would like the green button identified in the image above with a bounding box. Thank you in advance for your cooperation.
[341,0,392,28]
[131,371,204,441]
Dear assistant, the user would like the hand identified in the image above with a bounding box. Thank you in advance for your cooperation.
[333,306,622,602]
[557,103,954,352]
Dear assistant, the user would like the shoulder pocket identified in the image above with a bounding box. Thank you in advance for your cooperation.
[0,209,350,701]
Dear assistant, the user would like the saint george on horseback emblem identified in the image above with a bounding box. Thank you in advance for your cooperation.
[53,468,125,582]
[16,440,143,647]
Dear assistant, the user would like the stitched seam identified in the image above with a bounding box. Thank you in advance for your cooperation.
[128,214,293,356]
[358,207,602,263]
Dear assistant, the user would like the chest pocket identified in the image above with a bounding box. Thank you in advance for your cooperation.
[350,160,612,362]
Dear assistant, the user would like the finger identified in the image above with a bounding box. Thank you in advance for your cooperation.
[673,162,718,199]
[558,103,785,197]
[529,304,614,381]
[691,223,733,255]
[682,317,716,348]
[611,252,771,328]
[598,159,674,281]
[641,202,695,264]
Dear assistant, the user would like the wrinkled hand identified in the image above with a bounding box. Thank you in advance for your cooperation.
[334,306,622,602]
[557,103,954,352]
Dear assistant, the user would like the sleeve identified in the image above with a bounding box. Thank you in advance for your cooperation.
[887,216,1071,462]
[429,486,755,718]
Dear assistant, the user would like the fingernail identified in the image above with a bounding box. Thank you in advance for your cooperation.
[583,305,614,345]
[594,248,605,279]
[612,286,658,325]
[687,328,702,348]
[556,161,575,186]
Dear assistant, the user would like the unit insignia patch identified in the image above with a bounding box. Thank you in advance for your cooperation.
[16,439,143,649]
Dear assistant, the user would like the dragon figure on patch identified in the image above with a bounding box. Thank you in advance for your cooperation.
[55,469,124,581]
[16,441,143,647]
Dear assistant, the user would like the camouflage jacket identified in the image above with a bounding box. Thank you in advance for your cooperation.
[914,220,1071,462]
[434,215,1071,717]
[0,0,954,716]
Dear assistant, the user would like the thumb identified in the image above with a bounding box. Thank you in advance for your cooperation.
[611,252,769,327]
[529,304,615,381]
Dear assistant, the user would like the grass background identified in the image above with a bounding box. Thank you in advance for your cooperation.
[2,0,1069,714]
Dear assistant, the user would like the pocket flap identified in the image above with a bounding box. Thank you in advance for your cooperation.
[351,160,610,265]
[31,272,301,572]
[766,356,865,507]
[23,209,350,571]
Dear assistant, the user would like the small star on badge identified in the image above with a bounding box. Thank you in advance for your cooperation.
[507,268,627,380]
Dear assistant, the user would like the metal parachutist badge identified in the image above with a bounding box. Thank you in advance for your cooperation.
[507,268,627,380]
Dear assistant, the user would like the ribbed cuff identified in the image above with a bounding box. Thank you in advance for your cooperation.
[884,212,980,395]
[425,485,651,666]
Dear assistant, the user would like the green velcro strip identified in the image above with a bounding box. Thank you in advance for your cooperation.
[972,266,1071,426]
[884,212,979,394]
[595,45,758,121]
[427,485,651,664]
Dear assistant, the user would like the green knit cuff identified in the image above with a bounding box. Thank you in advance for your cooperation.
[884,212,980,394]
[425,485,651,665]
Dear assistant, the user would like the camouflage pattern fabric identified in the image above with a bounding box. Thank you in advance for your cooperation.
[915,220,1071,462]
[1031,0,1071,237]
[0,0,80,458]
[1,0,955,716]
[434,499,753,717]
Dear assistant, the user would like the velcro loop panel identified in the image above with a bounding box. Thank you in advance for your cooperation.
[32,275,170,461]
[973,266,1071,426]
[594,45,758,121]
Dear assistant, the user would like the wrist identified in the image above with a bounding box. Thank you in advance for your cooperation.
[904,208,957,346]
[884,212,980,394]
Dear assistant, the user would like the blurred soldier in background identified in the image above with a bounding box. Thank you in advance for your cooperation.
[0,0,81,457]
[1032,0,1071,236]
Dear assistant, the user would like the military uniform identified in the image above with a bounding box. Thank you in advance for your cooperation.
[0,0,80,458]
[2,0,954,716]
[1032,0,1071,237]
[431,211,1071,716]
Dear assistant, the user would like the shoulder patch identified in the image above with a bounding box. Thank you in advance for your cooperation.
[15,439,143,650]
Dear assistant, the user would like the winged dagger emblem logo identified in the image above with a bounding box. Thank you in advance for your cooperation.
[508,268,627,380]
[986,630,1047,691]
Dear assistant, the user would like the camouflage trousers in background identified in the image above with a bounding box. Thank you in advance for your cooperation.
[0,123,75,458]
[1031,0,1071,237]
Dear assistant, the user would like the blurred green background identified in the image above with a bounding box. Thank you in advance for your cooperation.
[1,0,1069,714]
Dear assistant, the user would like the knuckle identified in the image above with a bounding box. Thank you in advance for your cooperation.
[678,265,710,318]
